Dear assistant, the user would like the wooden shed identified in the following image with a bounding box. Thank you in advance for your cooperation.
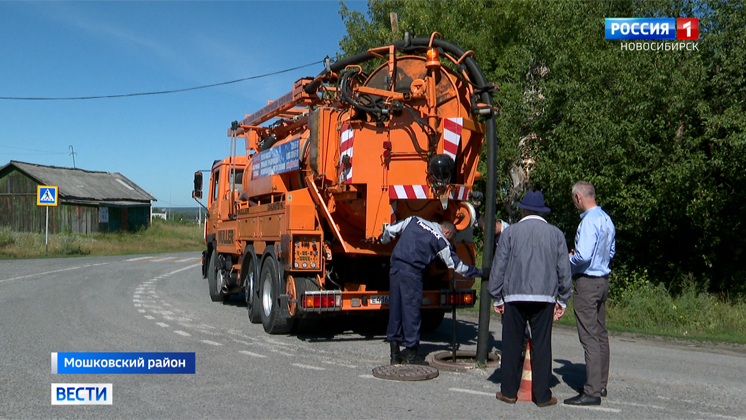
[0,161,156,234]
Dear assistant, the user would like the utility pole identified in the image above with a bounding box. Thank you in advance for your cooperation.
[68,145,77,168]
[390,12,398,42]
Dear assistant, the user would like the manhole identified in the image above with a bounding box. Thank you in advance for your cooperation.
[371,364,439,381]
[430,350,500,371]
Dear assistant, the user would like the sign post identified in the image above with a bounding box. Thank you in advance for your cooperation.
[37,186,59,255]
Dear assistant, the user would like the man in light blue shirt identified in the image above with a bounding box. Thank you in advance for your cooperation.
[565,181,616,406]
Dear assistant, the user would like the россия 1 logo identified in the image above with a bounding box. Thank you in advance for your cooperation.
[606,18,699,40]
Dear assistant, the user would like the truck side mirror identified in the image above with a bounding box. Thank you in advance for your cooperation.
[192,172,203,199]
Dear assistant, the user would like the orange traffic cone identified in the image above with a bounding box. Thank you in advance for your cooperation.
[516,339,533,402]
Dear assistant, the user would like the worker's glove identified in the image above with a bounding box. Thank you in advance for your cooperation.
[476,268,484,278]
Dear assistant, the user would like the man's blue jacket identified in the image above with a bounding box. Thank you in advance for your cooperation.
[381,216,482,278]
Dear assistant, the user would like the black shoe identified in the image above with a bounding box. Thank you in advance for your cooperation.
[401,346,428,365]
[600,388,607,398]
[564,392,601,406]
[389,341,403,365]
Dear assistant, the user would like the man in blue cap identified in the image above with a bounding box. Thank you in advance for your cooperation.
[489,190,572,407]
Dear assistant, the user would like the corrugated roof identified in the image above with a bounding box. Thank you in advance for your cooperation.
[3,160,156,203]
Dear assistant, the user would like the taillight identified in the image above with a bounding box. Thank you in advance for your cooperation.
[441,290,476,308]
[301,291,342,312]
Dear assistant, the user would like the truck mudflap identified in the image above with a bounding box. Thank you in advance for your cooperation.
[295,289,476,313]
[279,294,293,318]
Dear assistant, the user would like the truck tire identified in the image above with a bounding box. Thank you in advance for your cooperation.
[208,251,228,302]
[243,247,262,324]
[259,255,294,334]
[421,309,446,332]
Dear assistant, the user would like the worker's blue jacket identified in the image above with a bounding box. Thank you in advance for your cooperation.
[381,216,482,278]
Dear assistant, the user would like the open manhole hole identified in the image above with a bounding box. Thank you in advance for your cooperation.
[372,364,439,381]
[430,350,500,371]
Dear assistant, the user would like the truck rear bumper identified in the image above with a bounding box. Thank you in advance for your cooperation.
[294,289,476,314]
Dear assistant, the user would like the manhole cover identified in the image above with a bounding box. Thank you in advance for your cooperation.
[372,364,439,381]
[430,350,500,371]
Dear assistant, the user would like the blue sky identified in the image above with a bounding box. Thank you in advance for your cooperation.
[0,1,366,208]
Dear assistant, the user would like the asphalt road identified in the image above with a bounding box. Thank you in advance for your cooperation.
[1,252,745,419]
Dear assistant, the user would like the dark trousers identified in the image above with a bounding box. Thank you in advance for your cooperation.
[573,276,610,397]
[386,268,423,349]
[501,301,555,404]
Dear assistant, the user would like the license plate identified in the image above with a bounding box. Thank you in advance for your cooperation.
[370,295,389,305]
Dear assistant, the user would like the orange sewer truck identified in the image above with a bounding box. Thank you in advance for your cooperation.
[193,34,497,334]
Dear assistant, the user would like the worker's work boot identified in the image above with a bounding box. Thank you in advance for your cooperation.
[401,346,428,365]
[389,341,403,365]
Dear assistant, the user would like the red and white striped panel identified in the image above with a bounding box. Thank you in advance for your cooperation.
[450,186,470,201]
[390,200,397,224]
[339,124,354,184]
[443,118,463,160]
[389,185,428,200]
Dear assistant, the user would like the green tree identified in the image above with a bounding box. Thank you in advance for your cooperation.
[337,0,746,294]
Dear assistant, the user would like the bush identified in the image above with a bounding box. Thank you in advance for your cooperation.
[0,226,15,247]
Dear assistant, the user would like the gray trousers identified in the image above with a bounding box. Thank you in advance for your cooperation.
[573,275,610,397]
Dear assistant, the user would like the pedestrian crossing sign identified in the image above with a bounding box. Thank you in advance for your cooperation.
[37,185,58,206]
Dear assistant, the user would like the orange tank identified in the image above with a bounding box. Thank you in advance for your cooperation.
[192,34,495,334]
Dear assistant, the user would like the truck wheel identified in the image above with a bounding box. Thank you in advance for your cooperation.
[208,251,228,302]
[259,255,294,334]
[421,309,445,332]
[244,248,262,324]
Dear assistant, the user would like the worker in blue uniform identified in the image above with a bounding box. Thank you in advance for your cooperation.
[380,216,482,365]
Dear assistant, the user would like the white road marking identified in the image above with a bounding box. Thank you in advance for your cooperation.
[699,414,746,420]
[358,374,386,381]
[239,350,267,358]
[144,316,155,320]
[133,304,142,307]
[162,264,200,276]
[563,405,621,413]
[137,309,146,313]
[156,322,169,328]
[657,396,730,410]
[607,401,667,410]
[270,349,294,357]
[174,331,191,337]
[321,360,356,369]
[150,258,173,262]
[0,265,89,283]
[292,363,325,371]
[449,388,495,397]
[126,256,153,261]
[201,340,223,346]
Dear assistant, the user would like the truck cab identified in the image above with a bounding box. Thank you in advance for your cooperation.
[193,155,248,299]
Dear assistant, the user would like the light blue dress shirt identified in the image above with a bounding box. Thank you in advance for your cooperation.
[570,206,616,276]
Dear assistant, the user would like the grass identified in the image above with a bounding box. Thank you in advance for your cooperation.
[471,250,746,345]
[0,220,203,259]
